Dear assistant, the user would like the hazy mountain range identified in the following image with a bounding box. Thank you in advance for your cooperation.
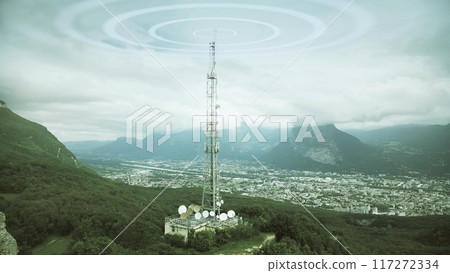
[65,122,450,175]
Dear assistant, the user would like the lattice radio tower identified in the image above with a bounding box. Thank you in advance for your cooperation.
[202,39,221,217]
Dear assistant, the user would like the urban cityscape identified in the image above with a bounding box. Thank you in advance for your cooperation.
[85,158,450,217]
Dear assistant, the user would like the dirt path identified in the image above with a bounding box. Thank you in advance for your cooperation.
[260,234,275,247]
[244,233,275,254]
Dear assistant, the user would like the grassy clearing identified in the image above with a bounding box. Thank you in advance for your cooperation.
[0,193,19,201]
[206,233,274,255]
[31,235,72,255]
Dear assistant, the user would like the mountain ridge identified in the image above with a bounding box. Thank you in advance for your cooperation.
[0,108,78,167]
[65,123,449,174]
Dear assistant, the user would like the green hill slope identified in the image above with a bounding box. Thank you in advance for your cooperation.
[0,108,77,165]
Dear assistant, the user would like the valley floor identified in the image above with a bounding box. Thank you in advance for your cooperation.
[82,158,450,217]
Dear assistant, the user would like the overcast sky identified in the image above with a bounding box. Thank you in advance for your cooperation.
[1,0,449,141]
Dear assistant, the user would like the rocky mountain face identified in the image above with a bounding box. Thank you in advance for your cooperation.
[0,212,19,255]
[264,124,391,172]
[64,119,449,174]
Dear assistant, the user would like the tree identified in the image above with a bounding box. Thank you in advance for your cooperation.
[191,230,214,252]
[164,234,186,248]
[71,236,120,255]
[215,228,231,246]
[255,237,300,255]
[187,229,195,248]
[116,220,161,250]
[268,214,302,242]
[229,224,259,240]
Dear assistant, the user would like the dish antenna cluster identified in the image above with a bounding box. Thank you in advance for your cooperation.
[177,204,235,222]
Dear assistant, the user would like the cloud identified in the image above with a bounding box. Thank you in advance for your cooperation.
[0,0,449,141]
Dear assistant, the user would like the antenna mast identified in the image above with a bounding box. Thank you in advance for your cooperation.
[164,39,239,239]
[202,39,221,217]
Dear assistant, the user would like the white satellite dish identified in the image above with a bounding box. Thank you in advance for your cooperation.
[178,205,187,215]
[216,201,221,207]
[227,210,235,218]
[202,210,209,218]
[220,200,224,204]
[194,212,202,220]
[219,213,228,221]
[209,211,215,217]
